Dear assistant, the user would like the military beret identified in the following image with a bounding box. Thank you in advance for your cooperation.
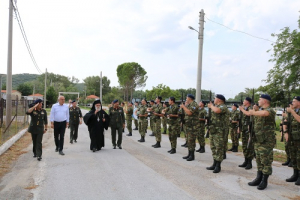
[113,99,119,103]
[294,96,300,101]
[215,94,225,102]
[169,97,175,102]
[34,99,43,104]
[72,100,76,103]
[200,101,206,106]
[260,94,271,101]
[232,103,238,108]
[156,96,162,101]
[245,97,252,103]
[150,100,155,103]
[187,94,195,100]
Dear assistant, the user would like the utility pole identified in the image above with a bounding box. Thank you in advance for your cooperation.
[100,71,102,101]
[196,9,205,103]
[6,0,13,125]
[44,68,47,109]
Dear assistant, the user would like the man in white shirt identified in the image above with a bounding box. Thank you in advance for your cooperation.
[50,96,70,155]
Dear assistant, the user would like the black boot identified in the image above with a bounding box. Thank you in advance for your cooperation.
[170,148,176,154]
[206,160,216,170]
[199,146,205,153]
[286,169,298,182]
[186,151,195,161]
[154,142,161,148]
[228,146,234,151]
[183,151,191,159]
[163,130,167,134]
[181,141,187,147]
[213,161,221,173]
[138,136,145,142]
[257,174,269,190]
[245,159,252,170]
[152,142,158,147]
[282,158,291,166]
[133,127,138,130]
[239,158,248,167]
[196,147,201,152]
[168,149,172,153]
[232,146,238,152]
[223,153,226,159]
[295,171,300,185]
[288,161,293,167]
[248,171,263,186]
[126,132,132,136]
[177,133,180,137]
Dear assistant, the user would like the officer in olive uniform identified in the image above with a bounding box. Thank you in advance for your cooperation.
[125,102,133,136]
[161,102,168,134]
[206,94,228,173]
[196,101,207,153]
[109,99,125,149]
[181,94,199,161]
[285,96,300,186]
[228,103,239,152]
[151,96,163,148]
[69,100,82,144]
[137,99,148,142]
[247,94,276,190]
[148,100,155,136]
[26,99,48,161]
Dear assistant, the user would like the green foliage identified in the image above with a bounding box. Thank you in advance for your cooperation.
[102,87,123,104]
[145,84,180,101]
[83,76,111,97]
[1,73,39,89]
[46,86,57,105]
[17,83,32,96]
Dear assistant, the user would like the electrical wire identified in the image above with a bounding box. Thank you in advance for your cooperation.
[10,0,42,74]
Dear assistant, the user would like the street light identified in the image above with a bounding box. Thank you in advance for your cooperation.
[188,9,205,103]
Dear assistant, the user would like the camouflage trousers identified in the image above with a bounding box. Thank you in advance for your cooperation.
[155,118,162,142]
[254,138,275,175]
[210,129,225,162]
[168,123,179,148]
[284,137,291,160]
[186,126,197,151]
[196,123,205,146]
[290,140,300,170]
[230,126,239,147]
[126,118,132,133]
[223,128,229,152]
[138,119,146,136]
[241,130,254,160]
[134,119,138,129]
[162,117,167,132]
[150,118,155,134]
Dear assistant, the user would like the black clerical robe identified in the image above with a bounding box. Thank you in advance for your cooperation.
[84,109,110,150]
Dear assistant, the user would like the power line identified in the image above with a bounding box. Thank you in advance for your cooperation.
[205,16,275,43]
[11,0,42,74]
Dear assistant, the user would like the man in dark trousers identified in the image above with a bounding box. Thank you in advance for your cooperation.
[50,95,69,155]
[26,99,48,161]
[109,99,125,149]
[69,100,82,144]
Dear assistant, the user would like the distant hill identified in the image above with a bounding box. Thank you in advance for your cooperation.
[1,73,39,89]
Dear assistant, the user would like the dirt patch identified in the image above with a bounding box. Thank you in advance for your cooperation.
[0,132,32,179]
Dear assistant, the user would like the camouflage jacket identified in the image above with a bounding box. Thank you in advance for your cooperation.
[210,103,228,132]
[198,107,207,127]
[184,101,199,127]
[138,104,147,120]
[254,107,276,143]
[126,107,133,118]
[153,103,163,120]
[289,108,300,141]
[166,104,179,125]
[241,106,251,131]
[230,109,239,128]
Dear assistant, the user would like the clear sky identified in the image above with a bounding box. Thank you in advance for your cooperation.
[0,0,299,98]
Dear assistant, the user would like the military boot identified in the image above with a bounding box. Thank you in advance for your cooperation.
[163,130,167,134]
[168,149,173,153]
[288,161,293,167]
[286,169,298,182]
[228,146,234,151]
[213,161,221,173]
[126,132,132,136]
[181,141,187,147]
[153,142,161,148]
[177,133,180,137]
[232,146,238,152]
[257,174,269,190]
[196,147,201,152]
[186,151,195,161]
[245,159,252,170]
[223,152,226,159]
[206,160,216,170]
[199,146,205,153]
[248,171,263,186]
[295,171,300,185]
[239,158,248,167]
[282,158,291,166]
[152,142,158,147]
[183,150,191,159]
[138,136,145,142]
[170,148,176,154]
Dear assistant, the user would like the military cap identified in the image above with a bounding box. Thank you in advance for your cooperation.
[34,99,43,104]
[150,100,155,103]
[260,94,271,101]
[187,94,195,100]
[200,101,206,106]
[156,96,162,101]
[113,99,119,103]
[232,103,238,108]
[215,94,225,102]
[72,100,76,103]
[245,97,252,103]
[294,96,300,101]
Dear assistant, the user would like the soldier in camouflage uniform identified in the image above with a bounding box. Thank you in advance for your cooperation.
[181,94,199,161]
[151,96,163,148]
[228,104,239,152]
[163,97,179,154]
[285,96,300,186]
[69,100,82,144]
[281,111,292,166]
[238,97,255,170]
[161,102,168,134]
[137,99,148,142]
[247,94,276,190]
[206,94,228,173]
[148,100,155,136]
[125,102,133,136]
[196,101,207,153]
[223,106,231,159]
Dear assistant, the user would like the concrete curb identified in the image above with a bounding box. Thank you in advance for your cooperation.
[0,128,28,156]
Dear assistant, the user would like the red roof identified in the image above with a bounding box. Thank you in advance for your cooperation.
[1,90,18,93]
[29,93,43,97]
[86,95,99,99]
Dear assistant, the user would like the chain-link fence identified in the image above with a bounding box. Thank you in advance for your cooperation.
[0,96,33,146]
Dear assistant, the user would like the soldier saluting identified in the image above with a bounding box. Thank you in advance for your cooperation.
[69,100,82,144]
[26,99,48,161]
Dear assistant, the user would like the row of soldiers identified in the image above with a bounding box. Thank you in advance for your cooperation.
[122,94,300,190]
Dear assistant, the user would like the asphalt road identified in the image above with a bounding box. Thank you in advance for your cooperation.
[0,110,299,200]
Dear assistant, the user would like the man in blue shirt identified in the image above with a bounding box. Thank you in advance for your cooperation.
[50,95,69,155]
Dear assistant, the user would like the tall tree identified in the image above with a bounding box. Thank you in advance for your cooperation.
[17,83,32,96]
[83,76,111,97]
[117,62,147,101]
[46,86,57,105]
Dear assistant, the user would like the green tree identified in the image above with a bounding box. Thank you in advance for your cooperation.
[47,86,57,105]
[17,83,32,96]
[83,76,111,97]
[117,62,147,101]
[102,87,123,104]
